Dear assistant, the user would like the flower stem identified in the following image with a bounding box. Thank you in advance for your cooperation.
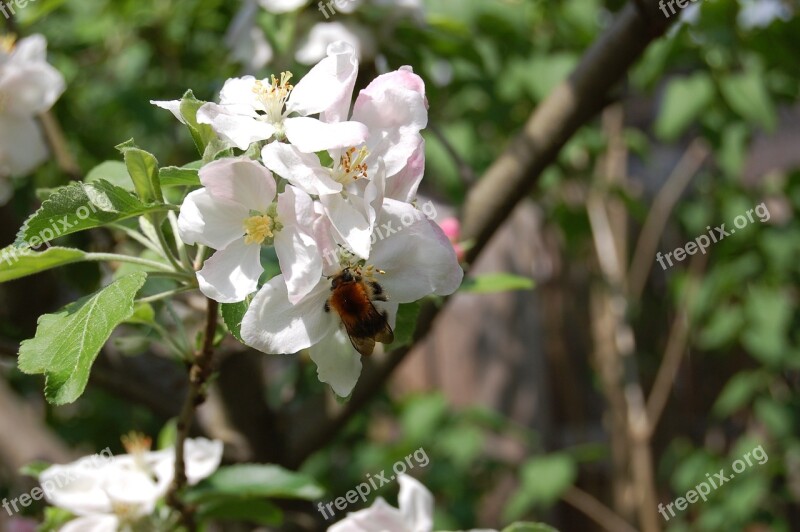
[167,297,219,531]
[84,252,175,272]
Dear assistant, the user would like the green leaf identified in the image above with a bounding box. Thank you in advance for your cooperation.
[157,418,178,450]
[719,71,776,132]
[393,302,422,347]
[37,507,75,532]
[116,139,163,204]
[197,499,283,526]
[18,272,148,405]
[184,464,324,504]
[179,89,218,154]
[20,460,51,477]
[502,524,561,532]
[221,297,252,343]
[0,246,86,283]
[504,454,577,521]
[126,303,156,325]
[713,371,767,418]
[15,180,167,247]
[85,161,134,191]
[159,166,201,187]
[655,73,714,141]
[742,287,791,365]
[460,273,535,294]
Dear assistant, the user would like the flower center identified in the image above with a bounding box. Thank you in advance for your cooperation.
[0,35,15,54]
[243,215,274,245]
[253,71,293,125]
[331,147,369,184]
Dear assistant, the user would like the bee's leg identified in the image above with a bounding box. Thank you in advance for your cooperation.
[323,300,330,312]
[370,281,389,301]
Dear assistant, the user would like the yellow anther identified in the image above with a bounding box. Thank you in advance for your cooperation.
[243,215,274,245]
[121,432,152,455]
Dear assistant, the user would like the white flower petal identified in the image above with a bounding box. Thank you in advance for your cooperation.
[370,199,463,302]
[178,189,249,249]
[262,142,342,196]
[398,475,434,532]
[39,463,112,516]
[0,115,48,177]
[59,515,119,532]
[384,136,425,202]
[197,102,275,150]
[320,193,372,259]
[200,157,276,212]
[218,76,264,110]
[308,329,362,397]
[150,99,186,124]
[242,275,338,354]
[258,0,307,13]
[284,116,368,153]
[287,41,358,118]
[275,187,323,303]
[9,34,47,63]
[102,469,160,519]
[184,438,224,485]
[197,238,263,303]
[328,497,409,532]
[295,23,364,68]
[352,76,427,133]
[0,61,64,116]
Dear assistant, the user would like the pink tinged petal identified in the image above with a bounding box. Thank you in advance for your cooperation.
[284,116,368,153]
[398,475,434,532]
[196,102,275,150]
[59,515,120,532]
[366,130,425,180]
[197,238,263,303]
[358,66,426,100]
[275,187,323,303]
[177,189,249,249]
[308,329,362,397]
[150,99,186,124]
[320,193,372,259]
[328,497,409,532]
[353,86,428,134]
[385,136,425,202]
[287,41,358,117]
[261,143,342,196]
[184,438,224,485]
[241,275,338,354]
[312,211,342,277]
[370,199,464,302]
[200,157,276,212]
[0,115,48,177]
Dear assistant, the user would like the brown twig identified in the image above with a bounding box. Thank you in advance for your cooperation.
[645,253,707,432]
[563,486,640,532]
[628,139,710,300]
[167,297,219,531]
[38,111,82,180]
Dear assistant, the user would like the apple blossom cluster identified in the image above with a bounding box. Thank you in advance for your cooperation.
[38,436,223,532]
[156,42,462,397]
[0,34,65,202]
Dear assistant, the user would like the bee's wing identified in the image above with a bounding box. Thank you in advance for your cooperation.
[341,302,394,356]
[348,335,376,357]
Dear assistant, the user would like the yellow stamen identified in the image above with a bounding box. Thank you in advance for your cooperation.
[252,71,294,123]
[121,432,152,455]
[0,35,15,54]
[243,215,274,245]
[333,147,369,183]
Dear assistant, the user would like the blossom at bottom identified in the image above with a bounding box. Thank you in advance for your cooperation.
[39,436,223,532]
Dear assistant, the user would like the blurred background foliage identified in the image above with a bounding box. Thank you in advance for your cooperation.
[1,0,799,530]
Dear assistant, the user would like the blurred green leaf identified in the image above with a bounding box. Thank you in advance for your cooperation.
[460,273,535,294]
[502,523,560,532]
[221,296,252,343]
[159,166,201,187]
[712,371,767,417]
[655,73,714,141]
[719,71,777,132]
[504,454,577,521]
[184,464,324,504]
[85,161,134,191]
[197,498,283,526]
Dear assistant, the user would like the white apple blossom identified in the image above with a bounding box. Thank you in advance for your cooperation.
[241,199,463,396]
[226,0,274,72]
[39,435,223,532]
[196,42,367,153]
[178,157,322,304]
[0,34,65,199]
[328,475,434,532]
[262,54,427,257]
